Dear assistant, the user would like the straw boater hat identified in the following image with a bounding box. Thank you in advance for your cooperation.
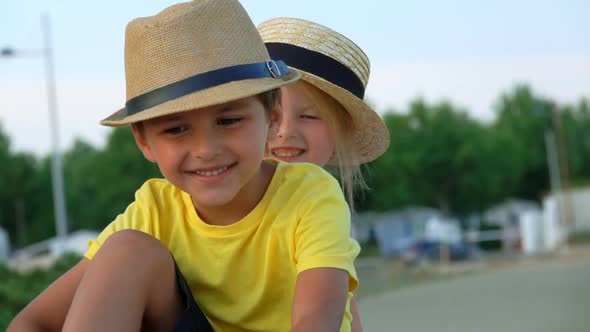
[101,0,299,127]
[258,18,389,164]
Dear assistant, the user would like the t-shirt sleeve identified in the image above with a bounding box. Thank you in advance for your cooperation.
[294,174,360,292]
[84,185,154,260]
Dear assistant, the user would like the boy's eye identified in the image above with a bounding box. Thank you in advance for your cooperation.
[300,114,320,120]
[163,126,188,135]
[217,117,243,126]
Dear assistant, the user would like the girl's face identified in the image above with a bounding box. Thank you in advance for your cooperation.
[267,83,335,167]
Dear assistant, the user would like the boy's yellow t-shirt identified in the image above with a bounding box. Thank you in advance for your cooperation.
[85,160,360,332]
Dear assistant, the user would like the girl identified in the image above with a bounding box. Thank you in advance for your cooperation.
[258,17,390,332]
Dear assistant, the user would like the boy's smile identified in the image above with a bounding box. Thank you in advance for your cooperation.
[133,96,275,225]
[184,162,237,184]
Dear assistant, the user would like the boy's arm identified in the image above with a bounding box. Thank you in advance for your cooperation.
[8,258,89,332]
[291,267,349,332]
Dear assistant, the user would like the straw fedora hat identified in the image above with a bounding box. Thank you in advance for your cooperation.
[258,17,389,164]
[101,0,299,127]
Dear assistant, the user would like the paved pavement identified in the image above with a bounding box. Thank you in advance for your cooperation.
[358,255,590,332]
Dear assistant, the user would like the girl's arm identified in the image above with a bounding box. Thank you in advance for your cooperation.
[350,295,363,332]
[291,267,349,332]
[8,258,89,332]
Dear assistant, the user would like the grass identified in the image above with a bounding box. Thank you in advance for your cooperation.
[0,254,81,330]
[568,230,590,245]
[358,243,381,257]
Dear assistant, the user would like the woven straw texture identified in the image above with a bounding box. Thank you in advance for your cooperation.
[102,0,299,126]
[258,17,389,164]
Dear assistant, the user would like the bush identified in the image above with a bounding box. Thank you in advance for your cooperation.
[0,254,81,330]
[568,230,590,245]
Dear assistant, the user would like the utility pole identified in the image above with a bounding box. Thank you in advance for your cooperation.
[41,14,69,253]
[552,106,573,246]
[1,14,68,253]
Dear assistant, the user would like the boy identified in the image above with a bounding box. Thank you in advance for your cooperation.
[8,1,360,331]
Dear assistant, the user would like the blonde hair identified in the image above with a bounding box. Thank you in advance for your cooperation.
[299,81,367,211]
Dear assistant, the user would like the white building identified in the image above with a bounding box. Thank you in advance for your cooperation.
[7,230,99,273]
[542,186,590,251]
[483,198,544,254]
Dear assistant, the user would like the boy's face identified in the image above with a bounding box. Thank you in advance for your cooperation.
[133,96,275,215]
[267,83,335,167]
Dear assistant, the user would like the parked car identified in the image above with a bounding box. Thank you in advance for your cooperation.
[403,239,473,264]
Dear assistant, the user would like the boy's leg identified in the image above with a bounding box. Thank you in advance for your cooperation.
[173,260,215,332]
[62,229,183,332]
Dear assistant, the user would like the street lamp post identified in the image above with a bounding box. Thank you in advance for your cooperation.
[1,14,68,253]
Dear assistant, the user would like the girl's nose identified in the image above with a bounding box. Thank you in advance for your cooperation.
[276,114,296,139]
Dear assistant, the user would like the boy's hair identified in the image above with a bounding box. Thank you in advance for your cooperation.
[258,88,281,115]
[133,89,281,134]
[299,81,367,211]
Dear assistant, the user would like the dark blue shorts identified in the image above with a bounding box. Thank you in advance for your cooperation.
[173,262,214,332]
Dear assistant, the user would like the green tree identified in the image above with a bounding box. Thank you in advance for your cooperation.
[363,95,532,216]
[561,99,590,184]
[0,122,45,247]
[18,156,55,246]
[1,125,163,248]
[83,127,161,230]
[493,84,555,200]
[63,139,101,231]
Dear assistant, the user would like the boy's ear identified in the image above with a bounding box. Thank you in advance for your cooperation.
[131,124,157,163]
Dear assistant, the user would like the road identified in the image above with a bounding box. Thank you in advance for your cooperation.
[358,257,590,332]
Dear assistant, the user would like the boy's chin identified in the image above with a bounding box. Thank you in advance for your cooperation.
[189,188,241,211]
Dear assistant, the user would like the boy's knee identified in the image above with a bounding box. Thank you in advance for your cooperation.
[99,231,183,329]
[99,229,171,269]
[103,229,162,249]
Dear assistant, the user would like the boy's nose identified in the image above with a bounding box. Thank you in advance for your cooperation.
[190,131,220,160]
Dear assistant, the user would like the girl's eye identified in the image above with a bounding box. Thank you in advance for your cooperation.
[217,117,243,126]
[163,126,188,135]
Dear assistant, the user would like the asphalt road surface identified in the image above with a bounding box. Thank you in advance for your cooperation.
[358,258,590,332]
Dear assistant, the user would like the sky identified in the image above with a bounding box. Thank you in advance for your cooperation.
[0,0,589,156]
